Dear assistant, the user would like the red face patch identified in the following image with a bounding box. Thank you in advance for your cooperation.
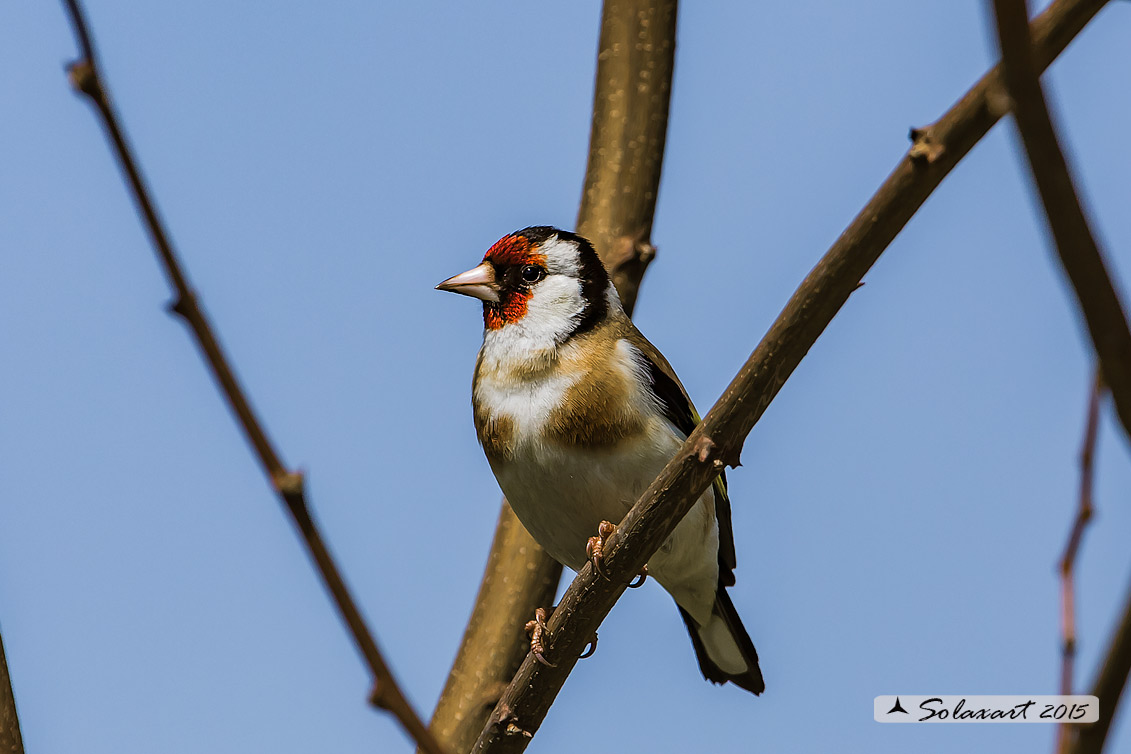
[482,235,548,330]
[483,234,535,266]
[484,289,531,330]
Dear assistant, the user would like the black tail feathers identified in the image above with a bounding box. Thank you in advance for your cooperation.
[679,586,765,695]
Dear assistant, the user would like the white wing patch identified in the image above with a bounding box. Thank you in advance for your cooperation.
[617,338,672,427]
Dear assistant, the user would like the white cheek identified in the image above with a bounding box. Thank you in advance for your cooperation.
[480,274,585,368]
[538,238,582,277]
[522,275,585,337]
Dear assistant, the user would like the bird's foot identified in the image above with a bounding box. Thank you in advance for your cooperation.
[586,520,648,587]
[524,606,598,666]
[586,520,617,580]
[524,607,556,667]
[579,631,598,659]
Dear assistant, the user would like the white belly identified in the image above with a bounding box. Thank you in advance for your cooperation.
[493,416,721,625]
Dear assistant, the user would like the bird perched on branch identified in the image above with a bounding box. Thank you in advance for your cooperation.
[436,226,764,694]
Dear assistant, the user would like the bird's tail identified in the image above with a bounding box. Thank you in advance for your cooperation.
[679,586,765,695]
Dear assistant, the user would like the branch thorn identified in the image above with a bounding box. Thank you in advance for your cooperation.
[368,680,390,710]
[693,435,716,464]
[274,470,306,497]
[611,231,657,273]
[908,126,944,165]
[66,59,99,99]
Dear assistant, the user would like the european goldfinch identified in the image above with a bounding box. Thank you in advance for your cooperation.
[437,226,764,694]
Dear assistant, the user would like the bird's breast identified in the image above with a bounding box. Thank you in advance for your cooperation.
[472,335,658,458]
[469,329,722,617]
[491,417,685,570]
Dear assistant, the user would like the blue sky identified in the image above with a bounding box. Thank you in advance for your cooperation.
[3,1,1130,752]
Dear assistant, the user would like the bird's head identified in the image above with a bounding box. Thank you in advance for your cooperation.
[436,226,614,339]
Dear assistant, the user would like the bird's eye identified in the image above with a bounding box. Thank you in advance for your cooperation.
[520,265,545,284]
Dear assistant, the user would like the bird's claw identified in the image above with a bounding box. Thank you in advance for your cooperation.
[587,520,647,587]
[525,607,556,667]
[524,606,599,666]
[628,564,649,588]
[579,631,598,659]
[586,520,617,581]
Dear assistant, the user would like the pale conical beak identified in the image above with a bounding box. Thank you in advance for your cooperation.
[435,262,500,303]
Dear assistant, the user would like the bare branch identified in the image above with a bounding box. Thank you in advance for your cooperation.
[471,0,1112,750]
[990,0,1131,444]
[426,2,675,750]
[1073,576,1131,754]
[58,3,448,752]
[0,632,24,754]
[425,503,561,752]
[1057,370,1103,754]
[989,2,1131,750]
[575,0,676,313]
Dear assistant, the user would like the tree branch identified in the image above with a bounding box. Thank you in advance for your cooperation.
[470,0,1111,750]
[1074,576,1131,754]
[58,3,448,752]
[425,503,561,752]
[426,2,676,750]
[0,631,24,754]
[989,1,1131,751]
[990,0,1131,444]
[1057,370,1103,754]
[575,0,675,314]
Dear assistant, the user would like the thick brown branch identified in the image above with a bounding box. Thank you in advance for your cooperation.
[471,0,1111,750]
[575,0,676,313]
[59,3,448,753]
[426,2,675,750]
[1057,371,1102,754]
[0,632,24,754]
[990,0,1131,444]
[425,503,561,752]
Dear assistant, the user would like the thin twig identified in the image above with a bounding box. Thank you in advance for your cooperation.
[470,0,1111,750]
[58,3,449,753]
[425,2,676,751]
[990,2,1131,751]
[1057,370,1103,754]
[0,631,24,754]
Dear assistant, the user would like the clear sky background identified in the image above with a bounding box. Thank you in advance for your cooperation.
[3,1,1130,752]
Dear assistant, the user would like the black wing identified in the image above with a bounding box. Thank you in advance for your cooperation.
[624,325,737,581]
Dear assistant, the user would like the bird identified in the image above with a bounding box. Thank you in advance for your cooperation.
[436,225,764,694]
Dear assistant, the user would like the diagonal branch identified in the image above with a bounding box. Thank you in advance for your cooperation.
[0,631,24,754]
[472,0,1112,750]
[425,2,675,751]
[58,3,448,753]
[1075,576,1131,754]
[990,2,1131,752]
[990,0,1131,443]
